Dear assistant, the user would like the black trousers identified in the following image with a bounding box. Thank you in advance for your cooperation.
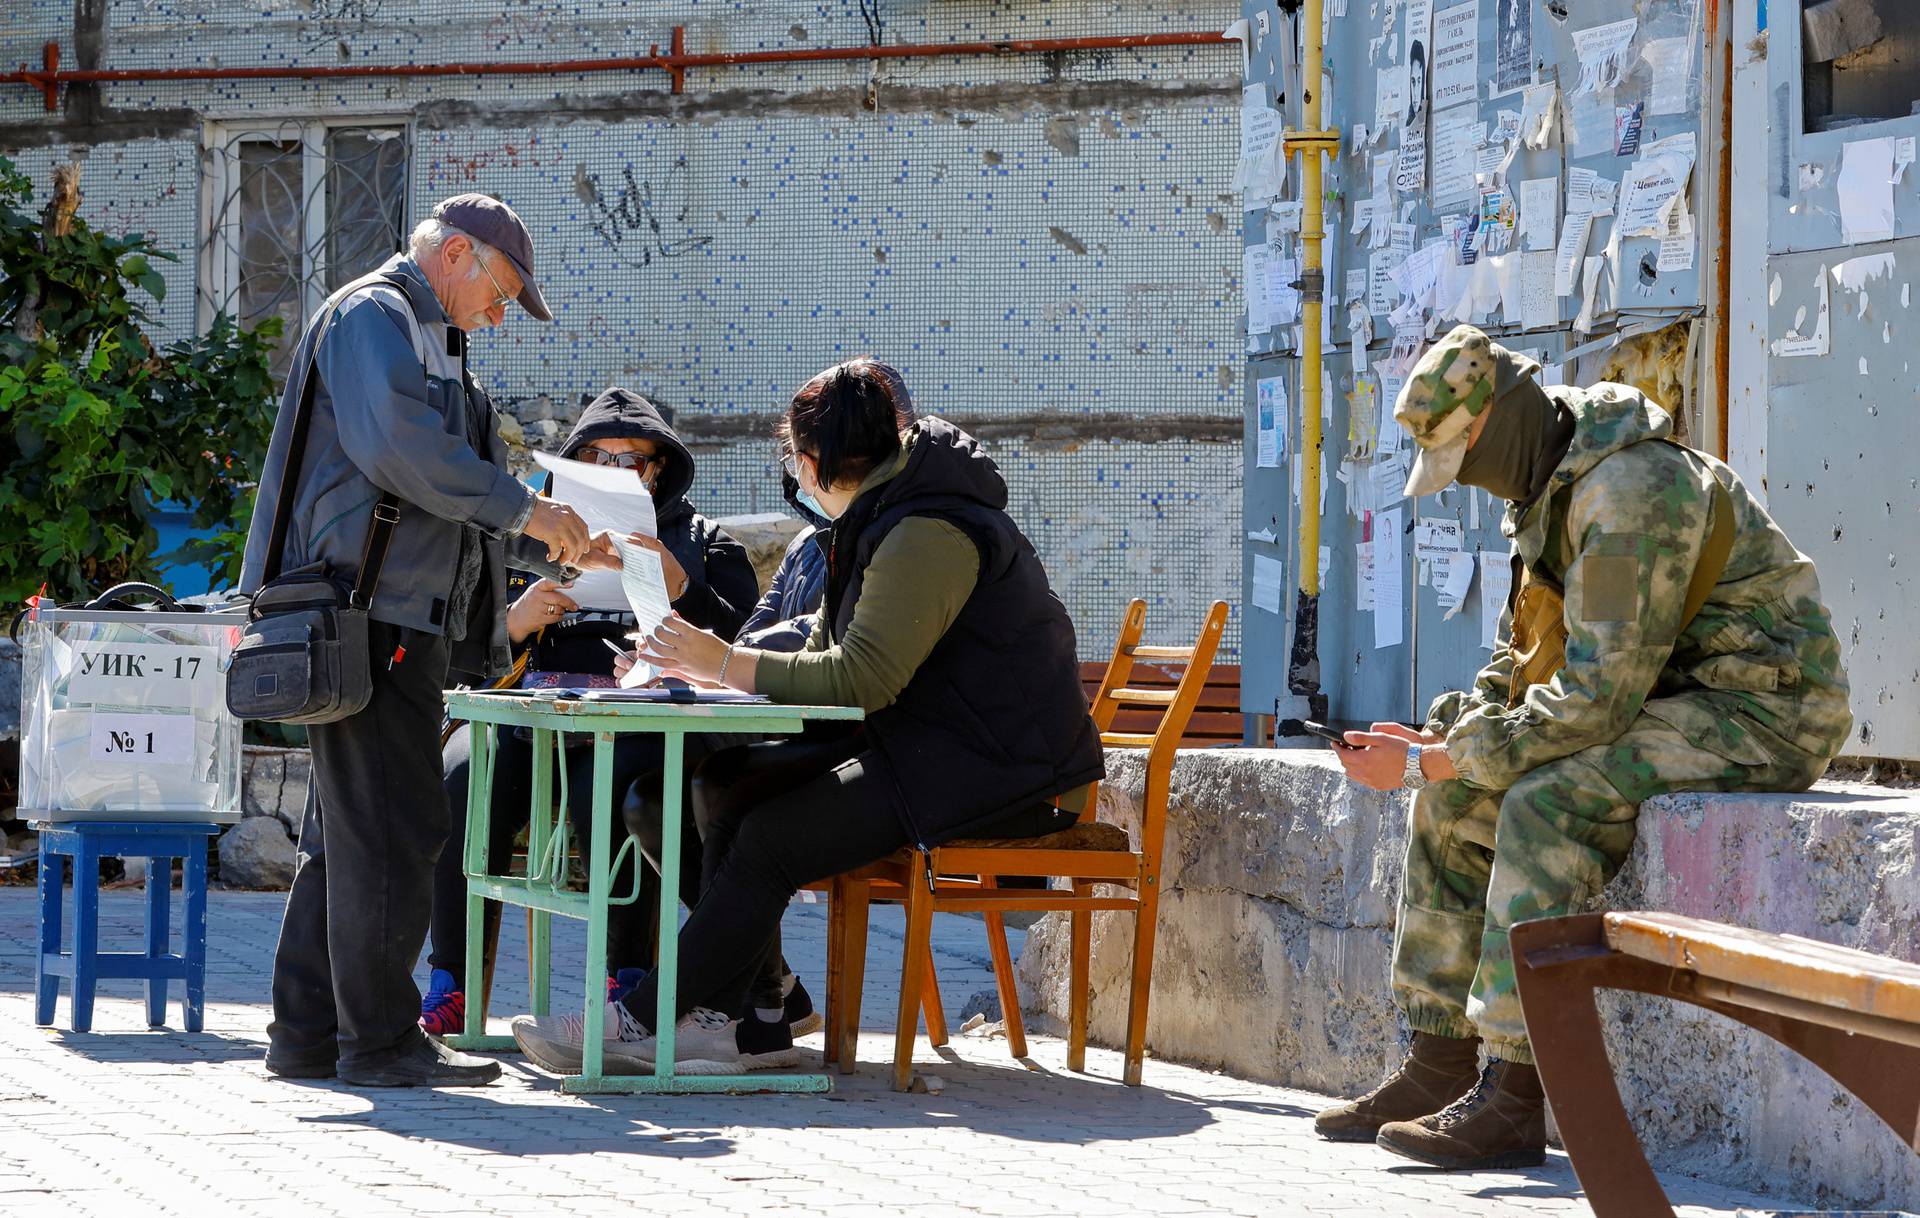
[619,731,1073,1028]
[266,621,450,1071]
[621,731,790,990]
[429,727,659,989]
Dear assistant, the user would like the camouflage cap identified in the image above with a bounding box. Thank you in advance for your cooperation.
[1395,324,1541,497]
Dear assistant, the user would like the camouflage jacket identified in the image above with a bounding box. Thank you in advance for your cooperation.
[1427,383,1852,790]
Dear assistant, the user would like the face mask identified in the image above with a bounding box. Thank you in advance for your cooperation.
[796,488,832,520]
[1453,379,1575,505]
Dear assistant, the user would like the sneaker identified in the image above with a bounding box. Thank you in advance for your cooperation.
[510,1000,650,1074]
[735,1010,802,1070]
[781,973,823,1039]
[607,968,647,1005]
[607,1007,804,1075]
[420,968,467,1037]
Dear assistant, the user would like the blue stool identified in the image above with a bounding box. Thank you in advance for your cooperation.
[35,822,218,1033]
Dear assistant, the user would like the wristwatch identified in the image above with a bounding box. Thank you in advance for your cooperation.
[1402,745,1429,791]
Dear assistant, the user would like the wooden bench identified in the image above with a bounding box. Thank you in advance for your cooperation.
[1513,911,1920,1217]
[1080,661,1243,748]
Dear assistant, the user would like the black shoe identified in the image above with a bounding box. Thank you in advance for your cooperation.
[781,974,822,1038]
[336,1036,502,1087]
[264,1051,337,1080]
[735,1012,802,1070]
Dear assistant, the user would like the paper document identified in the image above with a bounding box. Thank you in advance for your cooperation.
[1436,552,1476,619]
[1570,18,1636,97]
[1771,267,1832,359]
[1554,213,1594,297]
[1838,137,1897,246]
[1372,509,1404,649]
[1252,554,1285,615]
[1520,249,1558,329]
[1257,375,1287,468]
[614,538,673,687]
[1430,1,1480,111]
[1431,105,1479,212]
[532,451,659,610]
[1478,552,1513,650]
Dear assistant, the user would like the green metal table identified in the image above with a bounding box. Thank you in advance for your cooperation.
[441,689,864,1094]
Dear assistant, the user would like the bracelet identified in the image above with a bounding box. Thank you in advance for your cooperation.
[718,644,736,686]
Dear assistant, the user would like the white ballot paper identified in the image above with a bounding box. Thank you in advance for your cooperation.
[614,538,673,687]
[532,450,659,611]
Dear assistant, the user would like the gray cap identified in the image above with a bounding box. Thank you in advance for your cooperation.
[430,193,552,322]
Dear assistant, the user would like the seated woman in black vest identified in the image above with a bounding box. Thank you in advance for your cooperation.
[422,388,758,1034]
[509,357,1104,1074]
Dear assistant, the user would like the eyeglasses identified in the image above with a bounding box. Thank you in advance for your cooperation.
[577,446,660,472]
[475,253,517,312]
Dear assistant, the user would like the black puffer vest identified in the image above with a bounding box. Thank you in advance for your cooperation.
[822,417,1104,846]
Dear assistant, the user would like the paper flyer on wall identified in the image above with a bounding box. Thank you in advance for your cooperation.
[1479,552,1513,650]
[1430,0,1479,111]
[1495,0,1532,94]
[1372,508,1404,649]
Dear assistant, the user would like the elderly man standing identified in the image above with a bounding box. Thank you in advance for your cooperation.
[1315,325,1852,1168]
[242,194,606,1087]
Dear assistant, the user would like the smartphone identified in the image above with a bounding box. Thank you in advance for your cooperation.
[1301,720,1354,749]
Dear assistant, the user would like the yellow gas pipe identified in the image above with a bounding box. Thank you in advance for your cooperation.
[1286,0,1340,602]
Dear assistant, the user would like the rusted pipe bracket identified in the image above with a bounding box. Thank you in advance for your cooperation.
[22,41,60,111]
[1282,128,1342,156]
[667,27,687,95]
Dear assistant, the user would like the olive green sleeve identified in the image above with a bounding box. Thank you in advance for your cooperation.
[755,518,979,712]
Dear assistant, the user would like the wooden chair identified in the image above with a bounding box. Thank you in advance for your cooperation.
[1079,660,1244,747]
[824,597,1230,1090]
[1513,911,1920,1218]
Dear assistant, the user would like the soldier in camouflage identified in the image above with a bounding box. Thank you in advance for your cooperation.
[1314,324,1852,1171]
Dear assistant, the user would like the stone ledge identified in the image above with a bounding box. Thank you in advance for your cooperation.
[1016,748,1920,1209]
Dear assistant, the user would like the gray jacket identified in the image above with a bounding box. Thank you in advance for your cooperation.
[239,255,558,679]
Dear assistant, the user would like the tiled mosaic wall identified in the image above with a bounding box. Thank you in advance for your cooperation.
[2,1,1245,663]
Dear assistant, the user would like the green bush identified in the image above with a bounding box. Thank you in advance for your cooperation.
[0,156,280,605]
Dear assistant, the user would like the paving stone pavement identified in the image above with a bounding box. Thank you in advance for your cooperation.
[0,887,1794,1218]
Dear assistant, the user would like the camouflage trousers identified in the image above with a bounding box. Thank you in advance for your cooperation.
[1390,699,1828,1064]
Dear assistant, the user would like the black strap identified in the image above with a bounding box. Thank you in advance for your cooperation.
[259,269,412,600]
[83,582,185,612]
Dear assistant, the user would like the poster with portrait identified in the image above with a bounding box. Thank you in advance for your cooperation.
[1404,0,1434,126]
[1496,0,1532,94]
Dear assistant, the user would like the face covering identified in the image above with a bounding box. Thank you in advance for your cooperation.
[1452,377,1576,505]
[796,488,831,520]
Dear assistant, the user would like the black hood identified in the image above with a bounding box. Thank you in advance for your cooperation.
[873,416,1009,514]
[556,387,695,515]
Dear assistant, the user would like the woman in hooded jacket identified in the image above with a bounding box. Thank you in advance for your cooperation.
[510,356,1103,1074]
[421,388,759,1034]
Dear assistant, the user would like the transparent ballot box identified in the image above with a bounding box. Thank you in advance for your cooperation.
[18,606,248,823]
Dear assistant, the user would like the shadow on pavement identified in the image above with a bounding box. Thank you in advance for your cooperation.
[268,1044,1226,1156]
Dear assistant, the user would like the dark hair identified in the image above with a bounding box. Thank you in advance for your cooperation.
[779,356,916,490]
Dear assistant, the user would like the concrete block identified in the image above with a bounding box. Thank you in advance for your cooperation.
[1018,748,1920,1208]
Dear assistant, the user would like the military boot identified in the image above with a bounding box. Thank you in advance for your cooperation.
[1374,1057,1548,1170]
[1313,1032,1482,1143]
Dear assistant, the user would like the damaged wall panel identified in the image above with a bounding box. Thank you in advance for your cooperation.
[0,1,1246,662]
